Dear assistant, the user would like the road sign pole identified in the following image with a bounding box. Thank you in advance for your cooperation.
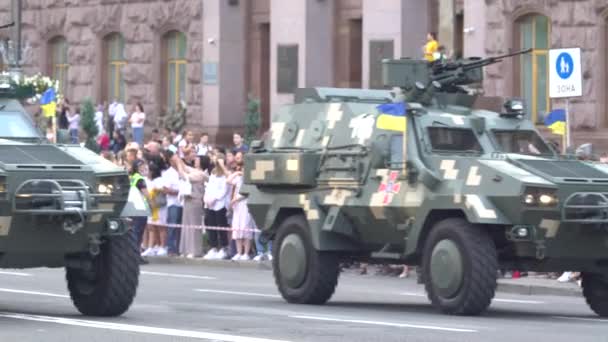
[565,98,571,152]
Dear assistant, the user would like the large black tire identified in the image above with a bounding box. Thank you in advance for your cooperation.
[582,273,608,317]
[272,215,339,304]
[66,232,140,316]
[422,217,497,315]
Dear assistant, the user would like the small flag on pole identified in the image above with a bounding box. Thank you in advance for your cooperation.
[40,88,57,118]
[376,102,407,132]
[544,109,566,136]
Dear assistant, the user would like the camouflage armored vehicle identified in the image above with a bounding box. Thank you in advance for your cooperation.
[243,49,608,316]
[0,87,141,316]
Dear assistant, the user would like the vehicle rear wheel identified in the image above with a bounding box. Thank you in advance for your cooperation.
[422,217,497,315]
[272,215,339,304]
[582,273,608,317]
[66,232,140,316]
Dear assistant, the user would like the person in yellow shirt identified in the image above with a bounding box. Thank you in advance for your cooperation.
[423,32,438,62]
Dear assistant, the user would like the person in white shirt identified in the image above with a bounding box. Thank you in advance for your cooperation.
[196,132,212,156]
[130,102,146,146]
[113,103,128,134]
[203,153,230,260]
[94,104,104,137]
[161,150,183,256]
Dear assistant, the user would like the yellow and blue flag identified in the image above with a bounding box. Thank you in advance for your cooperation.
[376,102,407,132]
[40,88,57,118]
[544,109,566,136]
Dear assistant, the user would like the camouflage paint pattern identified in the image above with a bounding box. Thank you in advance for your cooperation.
[243,87,608,275]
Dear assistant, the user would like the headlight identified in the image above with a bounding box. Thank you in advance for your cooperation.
[96,176,129,196]
[522,188,558,207]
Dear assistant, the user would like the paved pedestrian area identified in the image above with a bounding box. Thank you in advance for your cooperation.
[0,264,603,342]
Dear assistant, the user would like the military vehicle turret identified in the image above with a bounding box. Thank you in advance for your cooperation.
[243,49,608,316]
[0,82,141,317]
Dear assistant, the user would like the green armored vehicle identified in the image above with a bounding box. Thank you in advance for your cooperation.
[0,87,141,316]
[244,49,608,316]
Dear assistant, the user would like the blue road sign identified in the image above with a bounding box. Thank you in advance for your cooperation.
[556,52,574,79]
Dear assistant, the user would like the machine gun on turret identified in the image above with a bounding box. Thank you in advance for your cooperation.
[382,48,532,106]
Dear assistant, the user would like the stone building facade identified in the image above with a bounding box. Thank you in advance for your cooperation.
[0,0,605,149]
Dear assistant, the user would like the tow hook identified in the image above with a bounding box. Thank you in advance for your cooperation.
[88,235,101,256]
[63,208,85,234]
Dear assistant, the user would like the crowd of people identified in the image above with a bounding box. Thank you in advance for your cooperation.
[75,100,272,263]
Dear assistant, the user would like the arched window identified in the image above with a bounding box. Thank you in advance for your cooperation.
[104,33,126,102]
[49,36,69,95]
[517,14,550,124]
[163,31,187,109]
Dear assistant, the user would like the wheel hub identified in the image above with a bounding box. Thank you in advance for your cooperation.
[430,239,464,298]
[279,233,308,288]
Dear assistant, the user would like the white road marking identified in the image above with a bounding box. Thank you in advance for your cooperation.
[0,312,291,342]
[290,315,477,333]
[0,271,32,277]
[493,298,544,304]
[0,288,69,298]
[399,292,543,304]
[141,271,216,280]
[195,289,280,298]
[554,316,608,323]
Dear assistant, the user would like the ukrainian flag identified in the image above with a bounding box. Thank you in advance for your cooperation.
[376,102,407,132]
[544,109,566,136]
[40,88,57,118]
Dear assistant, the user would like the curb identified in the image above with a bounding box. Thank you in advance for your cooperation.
[146,257,582,297]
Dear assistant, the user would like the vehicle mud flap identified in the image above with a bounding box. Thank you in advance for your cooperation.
[120,187,150,217]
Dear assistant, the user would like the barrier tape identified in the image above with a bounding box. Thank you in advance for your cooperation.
[146,220,261,233]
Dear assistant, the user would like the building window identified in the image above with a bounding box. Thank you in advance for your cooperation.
[369,40,394,89]
[164,31,187,110]
[277,44,298,93]
[517,14,549,124]
[49,36,69,95]
[105,33,126,103]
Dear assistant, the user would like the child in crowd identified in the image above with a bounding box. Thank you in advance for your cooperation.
[203,153,230,260]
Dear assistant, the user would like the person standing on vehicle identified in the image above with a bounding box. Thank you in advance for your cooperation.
[423,32,439,62]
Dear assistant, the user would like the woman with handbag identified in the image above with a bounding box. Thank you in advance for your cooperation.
[177,155,208,258]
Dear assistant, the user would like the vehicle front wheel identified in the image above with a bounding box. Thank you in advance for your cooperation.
[272,215,339,304]
[66,232,140,316]
[422,218,497,315]
[582,273,608,317]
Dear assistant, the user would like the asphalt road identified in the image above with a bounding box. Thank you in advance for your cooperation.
[0,264,605,342]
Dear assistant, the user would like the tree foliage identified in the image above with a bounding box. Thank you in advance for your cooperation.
[80,98,99,152]
[244,95,261,145]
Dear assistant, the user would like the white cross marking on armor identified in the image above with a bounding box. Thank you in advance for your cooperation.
[326,103,343,129]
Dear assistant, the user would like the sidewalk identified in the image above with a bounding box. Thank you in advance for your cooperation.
[146,256,583,297]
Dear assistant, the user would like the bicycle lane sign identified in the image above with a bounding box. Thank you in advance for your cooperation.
[549,47,582,98]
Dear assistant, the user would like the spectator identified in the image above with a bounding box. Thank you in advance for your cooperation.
[113,103,128,135]
[151,128,162,145]
[129,159,150,264]
[423,32,438,62]
[67,108,80,144]
[225,150,236,172]
[97,130,111,151]
[161,136,173,151]
[232,132,249,154]
[108,99,118,135]
[197,132,212,157]
[111,130,127,154]
[177,155,208,258]
[178,131,195,159]
[172,129,182,145]
[161,150,183,256]
[129,102,146,146]
[142,160,168,257]
[228,159,254,260]
[94,104,104,136]
[203,153,230,260]
[58,98,70,130]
